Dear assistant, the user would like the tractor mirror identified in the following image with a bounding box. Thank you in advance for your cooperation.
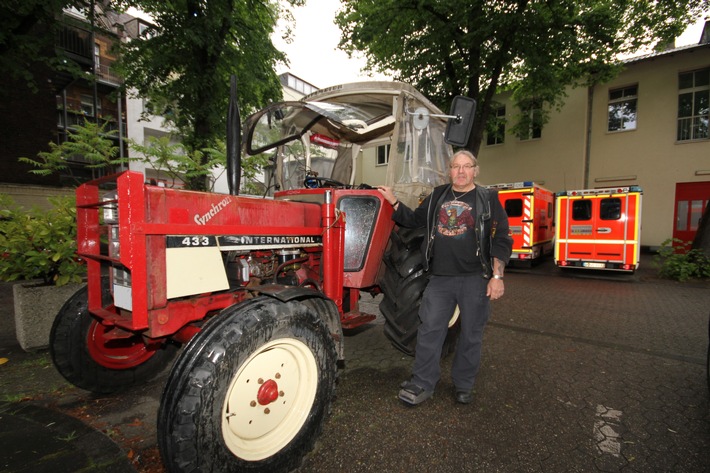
[444,96,476,147]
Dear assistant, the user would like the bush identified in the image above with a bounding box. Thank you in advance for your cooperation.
[0,194,85,286]
[653,238,710,282]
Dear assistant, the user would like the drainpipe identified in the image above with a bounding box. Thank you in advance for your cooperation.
[117,89,125,165]
[62,89,69,142]
[90,0,98,129]
[583,85,593,189]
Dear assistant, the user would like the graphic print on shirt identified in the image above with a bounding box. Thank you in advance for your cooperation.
[437,199,475,237]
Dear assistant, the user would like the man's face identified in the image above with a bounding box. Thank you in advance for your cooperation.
[449,154,478,189]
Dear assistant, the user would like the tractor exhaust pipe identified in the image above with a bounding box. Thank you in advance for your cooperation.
[226,75,241,195]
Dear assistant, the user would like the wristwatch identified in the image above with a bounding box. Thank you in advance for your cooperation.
[492,274,504,280]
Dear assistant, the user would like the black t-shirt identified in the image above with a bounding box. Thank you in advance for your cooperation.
[430,188,482,276]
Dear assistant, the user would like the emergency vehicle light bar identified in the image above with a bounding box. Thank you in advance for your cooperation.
[487,181,534,189]
[556,185,642,197]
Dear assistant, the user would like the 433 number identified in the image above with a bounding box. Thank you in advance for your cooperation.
[181,236,211,246]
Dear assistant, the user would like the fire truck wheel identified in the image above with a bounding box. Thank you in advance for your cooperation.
[379,227,460,356]
[50,279,178,394]
[158,296,337,473]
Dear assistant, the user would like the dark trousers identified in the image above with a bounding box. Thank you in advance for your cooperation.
[411,274,491,392]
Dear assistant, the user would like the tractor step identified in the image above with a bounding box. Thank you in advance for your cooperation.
[340,311,376,330]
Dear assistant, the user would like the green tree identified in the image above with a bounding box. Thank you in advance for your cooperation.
[335,0,707,154]
[129,135,221,190]
[19,119,131,186]
[115,0,302,190]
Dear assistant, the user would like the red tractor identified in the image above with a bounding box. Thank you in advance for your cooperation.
[49,81,474,472]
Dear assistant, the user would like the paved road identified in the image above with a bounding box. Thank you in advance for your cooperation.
[1,254,709,472]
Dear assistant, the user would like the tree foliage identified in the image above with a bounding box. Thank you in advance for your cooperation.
[19,119,130,186]
[654,239,710,282]
[129,135,227,190]
[115,0,302,189]
[335,0,707,153]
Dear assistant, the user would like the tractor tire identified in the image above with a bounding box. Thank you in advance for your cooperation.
[379,226,460,356]
[157,296,337,473]
[50,278,178,394]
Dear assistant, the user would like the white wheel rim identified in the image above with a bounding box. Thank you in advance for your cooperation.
[221,337,318,461]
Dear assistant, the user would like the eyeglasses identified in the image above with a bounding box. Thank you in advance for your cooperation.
[450,164,475,171]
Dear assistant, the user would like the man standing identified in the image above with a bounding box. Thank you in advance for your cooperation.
[378,150,512,405]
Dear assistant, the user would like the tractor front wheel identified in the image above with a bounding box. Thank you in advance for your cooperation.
[157,296,337,473]
[50,279,178,394]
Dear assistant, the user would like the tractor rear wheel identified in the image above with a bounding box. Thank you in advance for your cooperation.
[157,296,337,473]
[50,279,178,394]
[379,226,460,356]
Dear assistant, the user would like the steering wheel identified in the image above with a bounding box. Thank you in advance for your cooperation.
[304,176,347,188]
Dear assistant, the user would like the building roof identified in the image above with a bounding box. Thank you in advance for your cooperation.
[623,41,710,65]
[623,20,710,65]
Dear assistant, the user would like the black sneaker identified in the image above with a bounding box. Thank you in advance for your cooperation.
[398,380,434,405]
[455,390,473,404]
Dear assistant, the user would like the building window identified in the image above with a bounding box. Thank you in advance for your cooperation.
[486,103,506,145]
[81,94,96,116]
[138,21,154,38]
[376,144,390,166]
[676,199,707,231]
[608,85,637,132]
[94,43,100,69]
[518,100,542,140]
[677,68,709,141]
[287,75,318,96]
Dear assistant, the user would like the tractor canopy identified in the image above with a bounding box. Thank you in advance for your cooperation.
[243,81,454,207]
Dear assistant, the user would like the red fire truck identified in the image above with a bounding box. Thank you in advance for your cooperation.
[554,186,643,272]
[487,181,554,265]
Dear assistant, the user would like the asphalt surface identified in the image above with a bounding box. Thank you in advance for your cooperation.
[1,253,709,472]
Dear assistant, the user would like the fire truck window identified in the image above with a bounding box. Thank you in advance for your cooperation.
[504,199,523,217]
[572,200,592,221]
[600,198,622,220]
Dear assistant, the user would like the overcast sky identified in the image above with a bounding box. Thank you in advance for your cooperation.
[271,0,388,88]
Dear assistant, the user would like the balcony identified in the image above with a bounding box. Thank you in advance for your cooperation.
[96,63,121,87]
[57,25,93,66]
[57,107,127,138]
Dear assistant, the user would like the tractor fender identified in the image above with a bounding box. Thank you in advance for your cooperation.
[251,284,344,361]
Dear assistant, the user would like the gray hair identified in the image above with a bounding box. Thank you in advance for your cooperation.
[450,150,478,167]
